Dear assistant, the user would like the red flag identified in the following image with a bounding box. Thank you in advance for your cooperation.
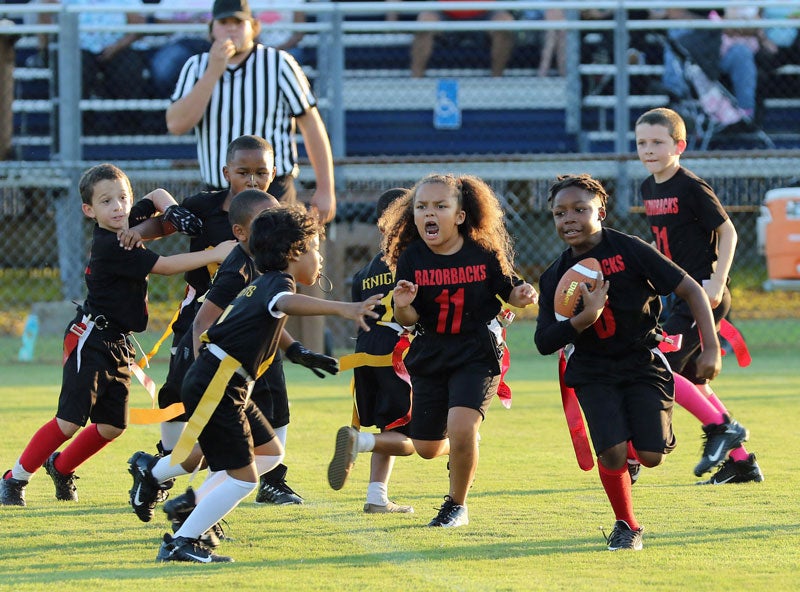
[558,349,594,471]
[719,319,751,367]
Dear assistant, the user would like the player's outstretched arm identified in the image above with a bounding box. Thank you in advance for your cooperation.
[150,240,236,276]
[275,293,382,332]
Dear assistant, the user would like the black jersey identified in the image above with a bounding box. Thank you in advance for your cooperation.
[351,252,400,356]
[641,167,728,282]
[83,200,161,333]
[204,270,294,379]
[172,44,317,187]
[181,189,235,294]
[395,238,516,335]
[535,228,686,359]
[204,244,258,310]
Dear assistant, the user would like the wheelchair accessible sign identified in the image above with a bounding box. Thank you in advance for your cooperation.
[434,79,461,129]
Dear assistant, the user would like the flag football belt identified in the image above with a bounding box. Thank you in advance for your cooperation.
[339,333,412,430]
[170,343,254,465]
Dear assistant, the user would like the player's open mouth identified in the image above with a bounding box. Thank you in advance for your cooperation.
[425,222,439,237]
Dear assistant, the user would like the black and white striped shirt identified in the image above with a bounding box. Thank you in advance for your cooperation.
[172,44,317,188]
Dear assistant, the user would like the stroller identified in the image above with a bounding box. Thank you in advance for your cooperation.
[659,33,775,150]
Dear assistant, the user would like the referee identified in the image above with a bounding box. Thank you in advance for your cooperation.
[166,0,336,225]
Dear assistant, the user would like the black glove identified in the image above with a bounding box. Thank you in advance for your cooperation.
[163,205,204,237]
[285,341,338,378]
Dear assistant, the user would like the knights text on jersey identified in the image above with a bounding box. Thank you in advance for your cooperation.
[351,251,400,356]
[535,228,686,358]
[205,270,294,379]
[641,167,728,282]
[172,45,317,187]
[395,238,515,335]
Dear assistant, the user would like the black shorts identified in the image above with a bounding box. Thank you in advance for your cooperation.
[181,350,274,472]
[566,348,677,455]
[353,365,411,433]
[249,354,289,428]
[57,320,134,430]
[662,287,731,383]
[405,332,499,441]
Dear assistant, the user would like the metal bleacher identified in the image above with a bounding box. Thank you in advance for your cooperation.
[7,2,800,164]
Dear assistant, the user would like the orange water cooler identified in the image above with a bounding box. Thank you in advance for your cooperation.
[758,188,800,282]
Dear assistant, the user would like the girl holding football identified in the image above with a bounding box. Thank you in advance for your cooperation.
[534,174,720,550]
[381,173,537,528]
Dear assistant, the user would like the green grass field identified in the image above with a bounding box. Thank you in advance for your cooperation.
[1,323,798,591]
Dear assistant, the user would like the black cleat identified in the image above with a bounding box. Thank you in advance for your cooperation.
[696,453,764,485]
[694,415,749,476]
[155,533,233,563]
[163,487,226,548]
[43,452,78,501]
[603,520,643,551]
[128,450,162,522]
[0,470,28,506]
[163,487,197,529]
[255,464,303,505]
[427,495,469,528]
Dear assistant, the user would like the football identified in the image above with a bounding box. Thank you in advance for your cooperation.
[554,258,602,321]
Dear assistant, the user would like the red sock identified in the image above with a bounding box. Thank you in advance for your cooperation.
[18,418,70,474]
[674,373,726,426]
[54,424,112,474]
[598,461,639,530]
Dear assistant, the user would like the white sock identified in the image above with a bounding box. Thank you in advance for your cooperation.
[256,454,284,476]
[159,422,186,451]
[12,460,33,482]
[358,432,375,453]
[274,425,288,448]
[366,481,388,506]
[174,476,256,540]
[151,455,188,483]
[194,470,227,504]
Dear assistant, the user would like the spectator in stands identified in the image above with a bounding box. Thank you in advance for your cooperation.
[656,7,770,120]
[39,0,150,100]
[537,7,566,77]
[167,0,334,224]
[757,5,800,98]
[255,0,306,62]
[716,6,773,119]
[410,0,515,77]
[142,0,212,98]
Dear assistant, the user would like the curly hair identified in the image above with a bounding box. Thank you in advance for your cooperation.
[250,204,321,274]
[547,174,609,209]
[381,173,516,276]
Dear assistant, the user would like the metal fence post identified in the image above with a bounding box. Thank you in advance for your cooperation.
[55,8,83,301]
[613,4,630,215]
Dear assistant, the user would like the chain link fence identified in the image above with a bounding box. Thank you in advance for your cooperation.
[1,1,798,363]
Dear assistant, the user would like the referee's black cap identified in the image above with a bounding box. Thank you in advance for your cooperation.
[213,0,251,20]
